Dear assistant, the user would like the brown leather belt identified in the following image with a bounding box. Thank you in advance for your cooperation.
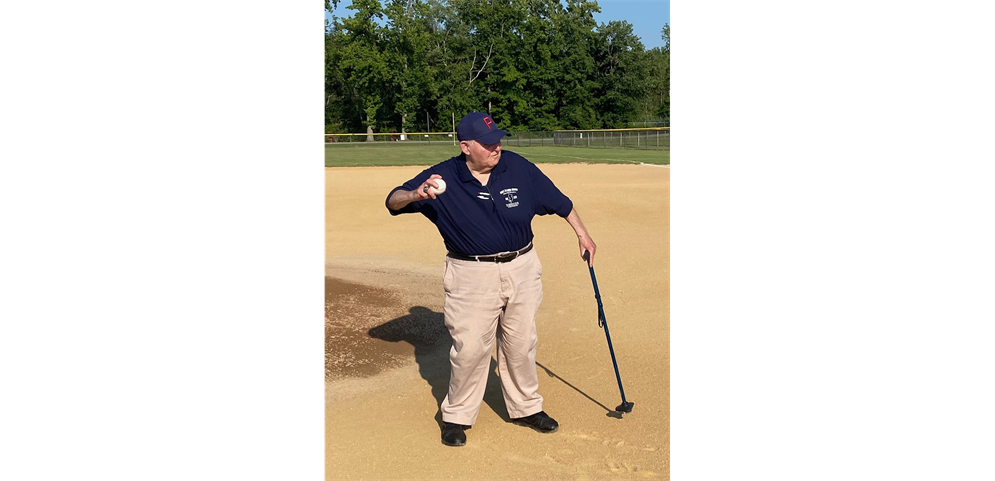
[447,242,533,263]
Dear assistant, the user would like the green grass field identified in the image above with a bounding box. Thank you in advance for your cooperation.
[325,143,669,167]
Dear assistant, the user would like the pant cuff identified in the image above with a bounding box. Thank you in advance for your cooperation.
[441,413,477,426]
[506,404,543,420]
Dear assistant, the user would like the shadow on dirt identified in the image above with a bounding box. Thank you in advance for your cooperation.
[368,306,512,430]
[536,361,624,419]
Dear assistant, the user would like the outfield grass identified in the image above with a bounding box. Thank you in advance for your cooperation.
[325,143,669,167]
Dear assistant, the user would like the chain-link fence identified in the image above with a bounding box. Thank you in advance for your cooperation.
[507,128,669,150]
[503,131,556,147]
[325,132,457,144]
[326,127,669,151]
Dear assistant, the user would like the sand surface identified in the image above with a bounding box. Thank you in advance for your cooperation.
[325,163,669,480]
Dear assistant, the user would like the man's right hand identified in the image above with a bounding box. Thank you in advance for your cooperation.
[416,174,444,200]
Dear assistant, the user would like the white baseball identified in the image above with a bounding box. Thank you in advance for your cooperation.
[427,178,447,195]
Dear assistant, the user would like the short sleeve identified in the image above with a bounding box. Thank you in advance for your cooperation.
[530,163,573,217]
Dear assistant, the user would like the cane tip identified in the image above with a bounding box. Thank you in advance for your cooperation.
[616,402,634,413]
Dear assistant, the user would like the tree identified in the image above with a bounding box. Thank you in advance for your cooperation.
[548,0,600,130]
[429,0,496,127]
[654,24,670,123]
[593,20,649,128]
[640,51,667,124]
[335,0,392,138]
[503,0,558,130]
[382,0,434,134]
[468,0,515,124]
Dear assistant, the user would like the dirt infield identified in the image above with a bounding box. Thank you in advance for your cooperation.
[325,164,669,480]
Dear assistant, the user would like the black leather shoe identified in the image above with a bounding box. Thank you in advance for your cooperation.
[441,422,467,446]
[512,411,559,433]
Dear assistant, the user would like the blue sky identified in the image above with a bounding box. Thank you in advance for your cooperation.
[326,0,670,50]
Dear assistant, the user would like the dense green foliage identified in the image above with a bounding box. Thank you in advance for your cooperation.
[326,0,669,134]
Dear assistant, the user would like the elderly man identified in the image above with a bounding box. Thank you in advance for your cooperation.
[385,112,596,446]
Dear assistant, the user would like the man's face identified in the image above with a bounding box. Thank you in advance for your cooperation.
[461,139,502,170]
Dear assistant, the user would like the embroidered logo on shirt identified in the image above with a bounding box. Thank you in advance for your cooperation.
[500,188,519,208]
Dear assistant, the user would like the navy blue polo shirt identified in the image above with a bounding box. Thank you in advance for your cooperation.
[385,150,573,256]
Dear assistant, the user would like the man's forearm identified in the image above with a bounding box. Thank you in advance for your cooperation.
[387,189,419,211]
[388,176,442,210]
[564,207,597,265]
[565,208,591,239]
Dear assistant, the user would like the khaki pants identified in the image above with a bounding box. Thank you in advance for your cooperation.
[439,248,545,426]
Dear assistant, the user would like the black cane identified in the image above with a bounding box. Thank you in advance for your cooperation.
[582,250,634,413]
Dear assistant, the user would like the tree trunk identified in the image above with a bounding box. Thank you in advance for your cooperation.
[401,114,407,140]
[366,113,374,142]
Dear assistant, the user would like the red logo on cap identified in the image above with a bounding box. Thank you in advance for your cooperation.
[483,117,494,129]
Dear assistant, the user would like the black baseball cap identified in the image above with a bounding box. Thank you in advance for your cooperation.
[456,112,510,144]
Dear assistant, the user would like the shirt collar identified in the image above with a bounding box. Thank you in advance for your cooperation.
[456,152,507,183]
